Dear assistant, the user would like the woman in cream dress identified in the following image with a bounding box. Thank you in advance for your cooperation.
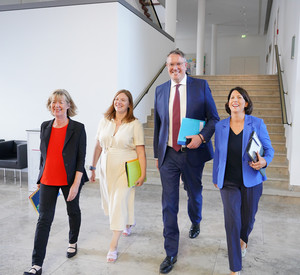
[90,89,146,263]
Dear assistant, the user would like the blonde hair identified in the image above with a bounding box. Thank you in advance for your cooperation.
[47,89,77,117]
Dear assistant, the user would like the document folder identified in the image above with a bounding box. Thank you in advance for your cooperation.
[29,188,60,214]
[246,131,266,177]
[125,159,146,187]
[177,118,206,145]
[29,188,40,214]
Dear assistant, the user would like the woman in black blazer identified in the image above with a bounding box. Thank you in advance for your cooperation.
[24,89,88,275]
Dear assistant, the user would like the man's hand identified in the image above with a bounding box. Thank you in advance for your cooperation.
[186,134,203,149]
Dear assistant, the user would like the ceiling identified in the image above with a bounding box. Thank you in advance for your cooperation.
[157,0,270,39]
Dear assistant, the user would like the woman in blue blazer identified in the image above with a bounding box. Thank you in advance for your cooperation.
[24,89,89,275]
[213,87,274,275]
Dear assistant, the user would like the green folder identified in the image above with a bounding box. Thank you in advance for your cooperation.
[125,159,145,187]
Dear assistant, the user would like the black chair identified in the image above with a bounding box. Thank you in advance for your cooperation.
[0,140,27,186]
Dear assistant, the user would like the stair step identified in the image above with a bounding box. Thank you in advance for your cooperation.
[213,95,281,103]
[216,102,281,109]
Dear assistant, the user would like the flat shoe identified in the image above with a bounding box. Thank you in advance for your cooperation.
[107,250,118,263]
[23,267,42,275]
[241,243,247,258]
[67,243,77,258]
[189,223,200,239]
[122,223,135,236]
[241,247,247,258]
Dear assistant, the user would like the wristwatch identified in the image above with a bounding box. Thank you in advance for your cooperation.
[89,165,96,171]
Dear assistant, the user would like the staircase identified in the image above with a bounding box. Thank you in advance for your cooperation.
[143,75,290,194]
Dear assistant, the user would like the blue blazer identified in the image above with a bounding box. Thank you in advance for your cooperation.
[37,118,89,186]
[213,115,274,188]
[153,76,220,167]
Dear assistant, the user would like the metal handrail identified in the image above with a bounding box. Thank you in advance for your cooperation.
[133,63,166,109]
[274,44,291,125]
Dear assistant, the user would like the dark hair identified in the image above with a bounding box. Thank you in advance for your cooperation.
[167,49,185,59]
[104,89,136,123]
[225,86,253,115]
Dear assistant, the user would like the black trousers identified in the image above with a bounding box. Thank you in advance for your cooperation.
[32,183,82,266]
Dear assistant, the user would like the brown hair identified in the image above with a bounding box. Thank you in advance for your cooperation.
[225,86,253,115]
[47,89,77,117]
[104,89,136,123]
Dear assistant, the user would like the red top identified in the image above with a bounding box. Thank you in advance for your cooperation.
[40,124,68,186]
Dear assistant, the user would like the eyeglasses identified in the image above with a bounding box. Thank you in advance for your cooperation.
[166,62,186,67]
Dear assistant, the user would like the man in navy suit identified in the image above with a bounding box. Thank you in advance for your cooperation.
[154,49,219,273]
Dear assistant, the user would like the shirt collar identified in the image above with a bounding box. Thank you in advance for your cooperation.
[171,74,187,88]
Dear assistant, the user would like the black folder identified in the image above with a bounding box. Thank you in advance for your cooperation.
[246,131,266,177]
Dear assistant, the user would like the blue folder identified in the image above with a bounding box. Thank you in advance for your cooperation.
[177,118,206,145]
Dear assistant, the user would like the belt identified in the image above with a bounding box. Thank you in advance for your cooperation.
[181,146,187,152]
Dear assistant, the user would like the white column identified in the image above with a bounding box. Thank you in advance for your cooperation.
[165,0,177,39]
[196,0,206,75]
[210,24,217,75]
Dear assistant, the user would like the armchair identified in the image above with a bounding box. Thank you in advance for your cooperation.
[0,140,28,186]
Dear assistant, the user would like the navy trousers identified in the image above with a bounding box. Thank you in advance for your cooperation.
[220,180,262,272]
[32,183,82,266]
[159,147,204,257]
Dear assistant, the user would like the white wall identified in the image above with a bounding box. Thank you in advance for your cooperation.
[265,0,300,186]
[176,35,266,75]
[0,2,174,165]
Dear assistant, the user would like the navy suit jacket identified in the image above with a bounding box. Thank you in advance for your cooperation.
[213,115,274,188]
[153,76,220,168]
[37,118,89,186]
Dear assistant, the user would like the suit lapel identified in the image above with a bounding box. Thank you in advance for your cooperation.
[43,120,54,149]
[64,118,75,149]
[222,117,230,146]
[242,115,253,155]
[186,76,193,117]
[164,81,171,124]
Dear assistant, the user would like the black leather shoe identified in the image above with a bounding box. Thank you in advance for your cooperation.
[189,223,200,239]
[159,255,177,274]
[66,243,77,258]
[23,267,42,275]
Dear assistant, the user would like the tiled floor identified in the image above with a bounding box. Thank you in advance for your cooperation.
[1,171,300,275]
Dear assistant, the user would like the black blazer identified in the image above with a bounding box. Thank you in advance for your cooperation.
[37,118,89,186]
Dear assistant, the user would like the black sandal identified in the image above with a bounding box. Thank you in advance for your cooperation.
[66,243,77,258]
[23,267,42,275]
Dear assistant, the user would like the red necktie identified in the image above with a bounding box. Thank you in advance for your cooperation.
[172,84,181,151]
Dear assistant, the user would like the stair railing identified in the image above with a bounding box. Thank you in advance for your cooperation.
[274,44,291,126]
[139,0,162,29]
[133,63,165,109]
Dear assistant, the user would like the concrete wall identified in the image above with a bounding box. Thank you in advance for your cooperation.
[176,35,266,75]
[265,0,300,186]
[0,1,174,165]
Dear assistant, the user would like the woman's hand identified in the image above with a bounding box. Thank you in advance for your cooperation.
[67,171,82,201]
[135,176,145,187]
[90,170,96,182]
[249,151,267,171]
[67,184,79,201]
[214,184,219,189]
